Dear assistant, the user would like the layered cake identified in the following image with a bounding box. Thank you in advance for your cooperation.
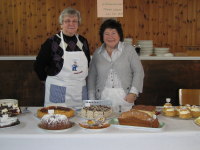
[37,106,75,118]
[0,114,19,128]
[38,114,74,130]
[80,105,112,119]
[0,99,21,116]
[118,109,159,128]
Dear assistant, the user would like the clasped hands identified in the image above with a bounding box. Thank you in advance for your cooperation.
[124,93,137,103]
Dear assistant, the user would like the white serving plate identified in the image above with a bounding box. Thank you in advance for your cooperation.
[109,118,165,132]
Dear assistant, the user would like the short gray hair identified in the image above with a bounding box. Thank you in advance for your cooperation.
[59,7,81,25]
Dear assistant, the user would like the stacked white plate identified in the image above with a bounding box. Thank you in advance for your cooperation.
[154,47,170,56]
[124,38,133,45]
[137,40,153,56]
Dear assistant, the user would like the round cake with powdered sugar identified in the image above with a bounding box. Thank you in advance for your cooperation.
[38,114,74,130]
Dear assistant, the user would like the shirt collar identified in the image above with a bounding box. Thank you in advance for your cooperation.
[98,41,124,54]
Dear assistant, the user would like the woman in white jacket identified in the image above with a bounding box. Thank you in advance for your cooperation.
[88,19,144,112]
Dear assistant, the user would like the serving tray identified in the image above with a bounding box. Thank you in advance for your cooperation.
[109,118,165,132]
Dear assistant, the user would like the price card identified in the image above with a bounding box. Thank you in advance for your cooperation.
[48,109,54,114]
[85,103,91,107]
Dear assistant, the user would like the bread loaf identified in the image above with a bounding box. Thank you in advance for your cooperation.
[118,109,159,128]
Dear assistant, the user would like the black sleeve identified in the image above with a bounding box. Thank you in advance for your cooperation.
[34,38,52,81]
[79,35,91,66]
[84,39,91,66]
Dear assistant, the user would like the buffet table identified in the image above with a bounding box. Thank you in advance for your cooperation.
[0,107,200,150]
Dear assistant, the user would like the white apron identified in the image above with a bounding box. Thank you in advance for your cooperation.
[101,87,134,113]
[44,31,88,107]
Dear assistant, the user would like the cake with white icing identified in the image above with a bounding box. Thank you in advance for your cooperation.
[38,114,74,130]
[0,114,19,128]
[80,105,112,119]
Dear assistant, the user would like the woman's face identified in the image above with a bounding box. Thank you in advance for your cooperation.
[61,15,79,36]
[103,28,120,49]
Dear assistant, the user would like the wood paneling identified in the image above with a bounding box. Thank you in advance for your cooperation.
[136,60,200,106]
[0,60,44,106]
[0,60,199,106]
[0,0,200,55]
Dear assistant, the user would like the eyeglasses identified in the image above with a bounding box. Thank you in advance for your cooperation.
[63,20,79,24]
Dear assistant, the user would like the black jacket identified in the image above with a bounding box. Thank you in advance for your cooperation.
[34,33,90,81]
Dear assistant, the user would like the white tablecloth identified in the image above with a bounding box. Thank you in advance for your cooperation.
[0,107,200,150]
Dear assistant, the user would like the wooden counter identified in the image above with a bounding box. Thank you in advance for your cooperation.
[0,56,200,106]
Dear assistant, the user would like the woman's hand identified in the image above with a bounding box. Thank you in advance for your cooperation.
[124,93,137,103]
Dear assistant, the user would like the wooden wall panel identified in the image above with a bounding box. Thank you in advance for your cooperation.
[0,60,199,106]
[0,0,200,55]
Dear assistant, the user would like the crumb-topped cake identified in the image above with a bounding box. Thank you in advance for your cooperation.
[0,99,21,116]
[37,106,75,118]
[80,105,112,119]
[38,114,74,130]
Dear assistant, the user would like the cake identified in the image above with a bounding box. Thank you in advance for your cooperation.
[0,114,19,128]
[163,98,172,113]
[37,106,75,118]
[0,99,21,116]
[79,117,110,129]
[38,114,74,130]
[132,105,156,112]
[194,116,200,126]
[118,109,159,128]
[163,106,176,117]
[175,106,181,115]
[179,107,192,119]
[190,105,200,118]
[185,104,192,109]
[80,105,112,119]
